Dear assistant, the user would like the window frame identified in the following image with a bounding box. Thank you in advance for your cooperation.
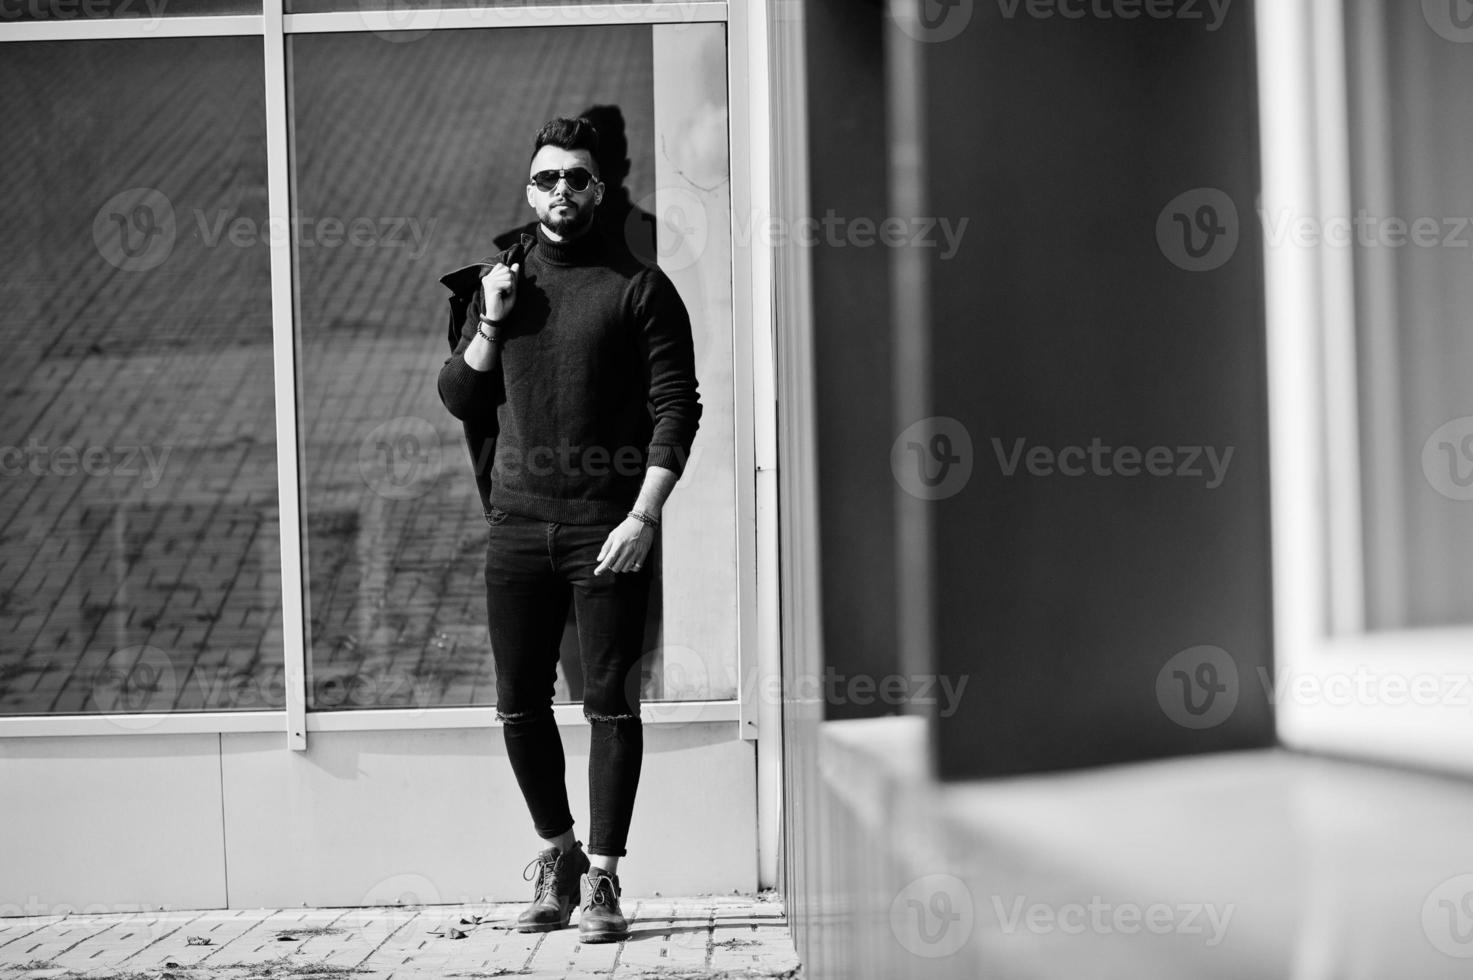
[1258,0,1473,775]
[0,0,772,749]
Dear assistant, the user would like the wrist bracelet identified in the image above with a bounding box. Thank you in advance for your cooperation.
[476,320,499,343]
[628,510,659,529]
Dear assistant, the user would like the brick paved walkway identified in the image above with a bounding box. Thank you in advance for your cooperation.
[0,895,800,980]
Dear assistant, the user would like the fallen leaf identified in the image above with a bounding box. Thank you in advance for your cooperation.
[185,935,213,946]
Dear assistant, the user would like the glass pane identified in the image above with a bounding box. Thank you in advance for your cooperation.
[5,0,259,20]
[1347,0,1473,630]
[291,23,736,712]
[0,37,281,718]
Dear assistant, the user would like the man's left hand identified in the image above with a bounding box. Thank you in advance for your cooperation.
[594,517,655,575]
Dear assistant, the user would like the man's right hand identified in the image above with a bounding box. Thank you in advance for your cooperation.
[482,262,519,322]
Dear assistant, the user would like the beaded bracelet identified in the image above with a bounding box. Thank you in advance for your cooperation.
[476,319,499,344]
[628,510,659,529]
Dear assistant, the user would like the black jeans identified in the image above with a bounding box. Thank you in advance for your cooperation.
[484,505,652,858]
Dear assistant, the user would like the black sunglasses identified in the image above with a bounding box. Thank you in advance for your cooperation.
[529,167,597,193]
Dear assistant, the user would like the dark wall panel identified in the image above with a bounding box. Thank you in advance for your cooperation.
[921,1,1276,776]
[806,0,902,721]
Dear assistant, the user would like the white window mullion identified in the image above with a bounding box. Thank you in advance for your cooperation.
[263,0,308,752]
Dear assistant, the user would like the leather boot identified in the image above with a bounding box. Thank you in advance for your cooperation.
[515,841,589,932]
[577,865,630,943]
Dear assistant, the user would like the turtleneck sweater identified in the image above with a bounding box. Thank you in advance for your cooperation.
[436,225,702,525]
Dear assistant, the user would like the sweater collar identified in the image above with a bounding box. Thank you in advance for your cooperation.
[534,223,603,265]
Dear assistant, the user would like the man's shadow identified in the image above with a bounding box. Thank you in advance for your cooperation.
[490,104,664,703]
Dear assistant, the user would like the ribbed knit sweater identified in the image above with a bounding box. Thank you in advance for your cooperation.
[436,226,702,525]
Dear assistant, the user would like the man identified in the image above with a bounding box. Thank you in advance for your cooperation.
[436,117,701,944]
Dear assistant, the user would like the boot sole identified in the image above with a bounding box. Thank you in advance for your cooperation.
[578,929,629,944]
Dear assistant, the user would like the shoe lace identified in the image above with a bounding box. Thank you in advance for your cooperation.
[586,873,617,910]
[523,854,559,901]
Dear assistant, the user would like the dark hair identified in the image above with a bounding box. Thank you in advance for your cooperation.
[530,117,601,175]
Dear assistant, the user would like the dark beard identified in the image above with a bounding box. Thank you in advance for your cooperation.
[543,201,595,237]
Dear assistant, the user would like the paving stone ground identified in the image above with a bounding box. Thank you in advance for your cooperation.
[0,894,801,980]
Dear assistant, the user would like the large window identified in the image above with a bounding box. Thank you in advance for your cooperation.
[0,2,742,732]
[0,37,281,718]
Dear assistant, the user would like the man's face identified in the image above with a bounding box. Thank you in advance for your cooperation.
[526,145,603,239]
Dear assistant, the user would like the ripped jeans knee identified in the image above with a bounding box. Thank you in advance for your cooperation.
[496,702,555,726]
[583,707,641,726]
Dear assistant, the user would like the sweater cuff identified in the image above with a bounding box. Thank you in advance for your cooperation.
[646,444,691,478]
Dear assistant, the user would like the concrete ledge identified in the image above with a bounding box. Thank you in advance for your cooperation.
[817,716,1473,979]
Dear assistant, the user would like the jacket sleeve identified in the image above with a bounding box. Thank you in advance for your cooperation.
[633,268,702,477]
[436,287,504,426]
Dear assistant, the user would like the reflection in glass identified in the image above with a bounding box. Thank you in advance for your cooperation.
[289,27,668,709]
[0,38,281,716]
